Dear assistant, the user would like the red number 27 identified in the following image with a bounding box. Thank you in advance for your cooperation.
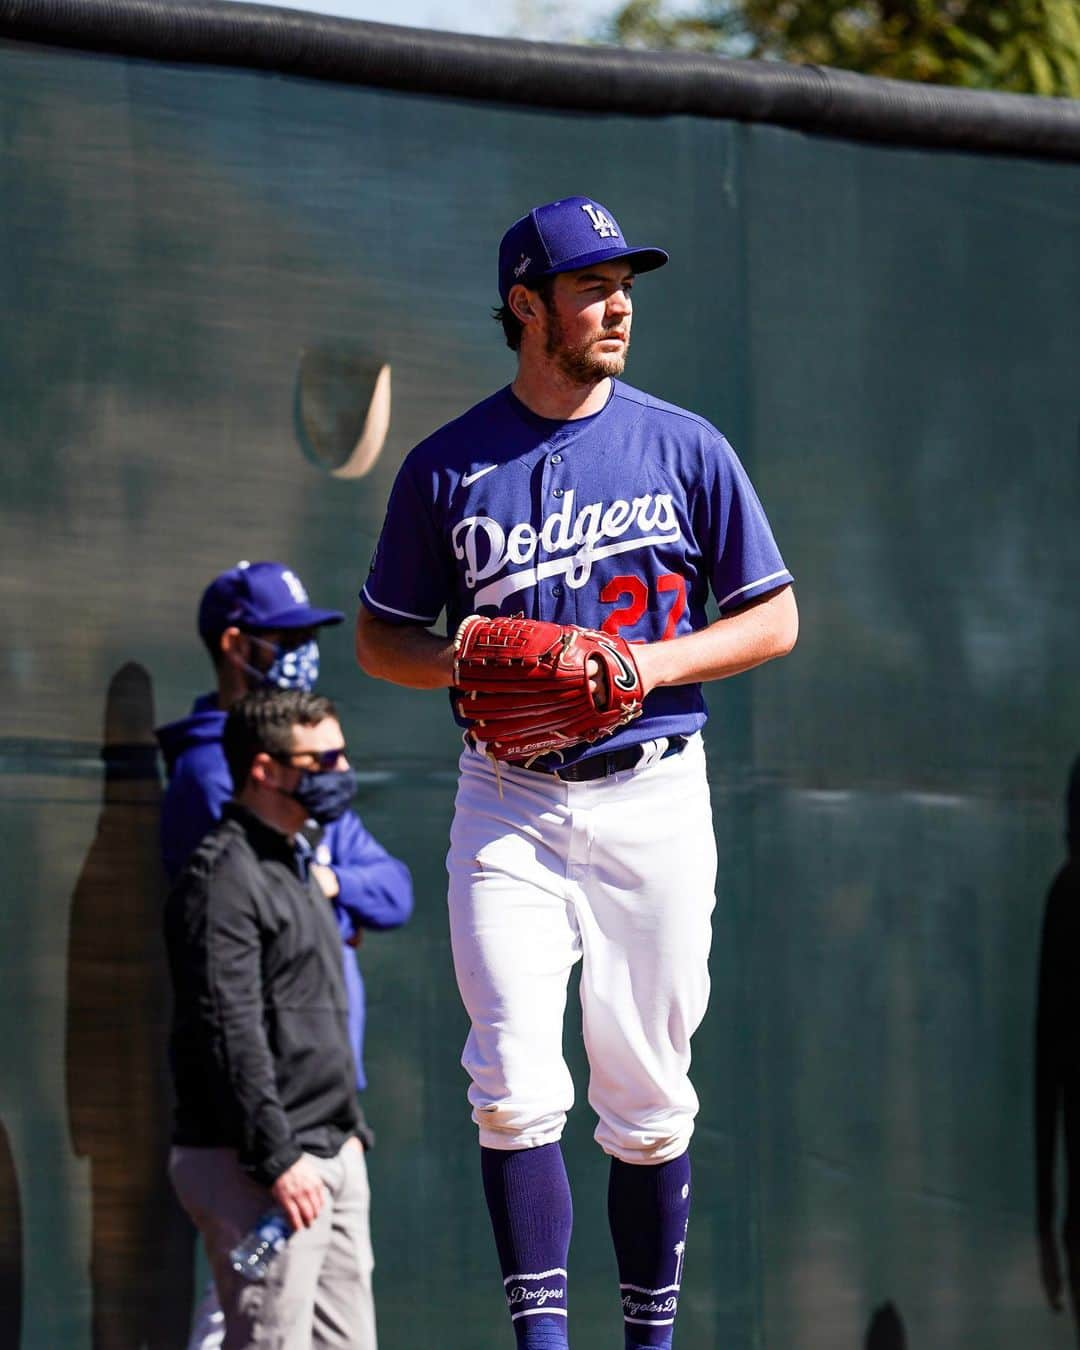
[600,572,686,640]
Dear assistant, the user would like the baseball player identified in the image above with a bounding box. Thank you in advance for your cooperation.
[355,196,797,1350]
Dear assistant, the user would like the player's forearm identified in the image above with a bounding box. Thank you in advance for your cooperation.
[636,584,798,692]
[354,608,456,689]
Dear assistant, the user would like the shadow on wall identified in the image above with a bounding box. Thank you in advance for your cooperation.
[865,1300,906,1347]
[0,1120,23,1348]
[1035,754,1080,1347]
[65,662,194,1349]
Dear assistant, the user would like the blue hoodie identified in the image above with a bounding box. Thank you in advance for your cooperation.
[156,694,414,1091]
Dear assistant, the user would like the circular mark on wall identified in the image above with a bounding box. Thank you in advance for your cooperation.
[294,347,391,478]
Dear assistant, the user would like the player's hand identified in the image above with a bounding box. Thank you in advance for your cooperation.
[620,640,662,698]
[271,1156,326,1231]
[311,863,340,899]
[591,638,663,703]
[586,654,609,708]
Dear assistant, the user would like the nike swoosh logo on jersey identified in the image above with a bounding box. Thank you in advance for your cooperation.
[461,465,499,487]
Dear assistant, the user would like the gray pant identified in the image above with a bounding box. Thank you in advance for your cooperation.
[170,1143,376,1350]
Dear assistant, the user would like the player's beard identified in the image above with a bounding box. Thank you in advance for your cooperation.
[544,310,630,384]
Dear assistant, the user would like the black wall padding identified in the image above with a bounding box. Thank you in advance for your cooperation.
[2,0,1080,161]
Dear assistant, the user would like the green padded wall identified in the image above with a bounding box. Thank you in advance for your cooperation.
[1,36,1078,1350]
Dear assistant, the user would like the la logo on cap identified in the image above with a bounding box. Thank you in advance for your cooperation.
[581,203,619,239]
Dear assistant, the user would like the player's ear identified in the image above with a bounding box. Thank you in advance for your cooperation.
[249,751,280,790]
[508,283,537,326]
[220,626,248,670]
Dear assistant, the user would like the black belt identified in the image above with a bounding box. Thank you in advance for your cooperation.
[521,736,688,783]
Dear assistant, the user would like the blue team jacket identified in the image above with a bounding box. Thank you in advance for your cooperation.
[155,693,414,1091]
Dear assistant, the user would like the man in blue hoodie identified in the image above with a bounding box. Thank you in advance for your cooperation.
[157,559,413,1349]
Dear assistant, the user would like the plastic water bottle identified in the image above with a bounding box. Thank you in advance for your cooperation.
[229,1209,292,1281]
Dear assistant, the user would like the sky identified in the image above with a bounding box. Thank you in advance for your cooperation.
[220,0,630,43]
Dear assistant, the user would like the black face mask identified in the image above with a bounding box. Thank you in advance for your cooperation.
[290,767,357,824]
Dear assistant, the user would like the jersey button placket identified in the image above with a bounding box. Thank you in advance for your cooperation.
[545,437,569,618]
[547,450,567,610]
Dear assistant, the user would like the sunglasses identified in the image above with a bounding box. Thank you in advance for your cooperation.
[271,747,347,772]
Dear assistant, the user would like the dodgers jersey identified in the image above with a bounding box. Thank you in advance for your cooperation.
[362,379,792,764]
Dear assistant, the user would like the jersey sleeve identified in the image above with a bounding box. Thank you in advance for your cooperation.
[360,455,450,627]
[702,435,793,613]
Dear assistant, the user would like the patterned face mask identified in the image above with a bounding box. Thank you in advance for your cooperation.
[291,767,358,824]
[244,635,321,692]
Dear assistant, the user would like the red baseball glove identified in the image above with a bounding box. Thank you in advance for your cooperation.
[453,614,644,763]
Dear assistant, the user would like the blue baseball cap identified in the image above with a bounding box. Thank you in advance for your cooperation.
[498,196,668,303]
[197,561,344,642]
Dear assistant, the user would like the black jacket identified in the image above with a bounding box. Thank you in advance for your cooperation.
[165,802,359,1185]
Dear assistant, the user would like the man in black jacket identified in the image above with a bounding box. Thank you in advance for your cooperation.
[166,688,376,1350]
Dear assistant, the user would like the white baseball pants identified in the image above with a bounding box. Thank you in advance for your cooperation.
[447,733,717,1164]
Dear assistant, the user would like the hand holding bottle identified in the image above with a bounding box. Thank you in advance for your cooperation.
[271,1155,326,1231]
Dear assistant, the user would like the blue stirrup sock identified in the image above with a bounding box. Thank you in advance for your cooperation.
[608,1152,692,1350]
[481,1143,572,1349]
